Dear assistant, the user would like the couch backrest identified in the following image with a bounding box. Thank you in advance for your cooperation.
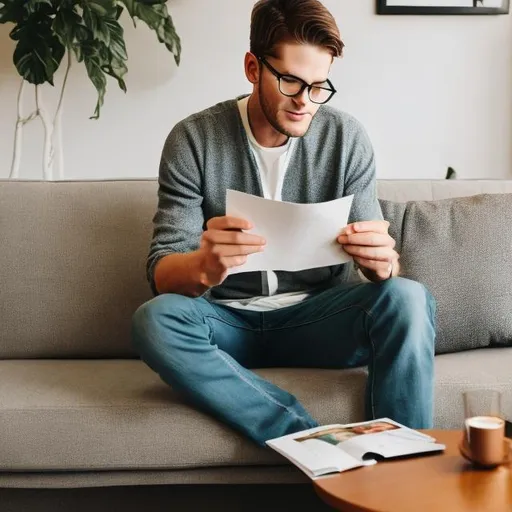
[0,180,156,358]
[1,179,511,359]
[377,179,512,202]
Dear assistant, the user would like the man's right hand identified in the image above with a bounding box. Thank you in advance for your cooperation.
[197,216,266,288]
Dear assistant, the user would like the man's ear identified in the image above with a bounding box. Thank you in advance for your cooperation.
[244,52,260,84]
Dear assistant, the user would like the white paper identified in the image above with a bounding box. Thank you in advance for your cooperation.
[225,190,354,274]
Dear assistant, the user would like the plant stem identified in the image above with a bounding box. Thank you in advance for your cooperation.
[36,85,54,181]
[9,79,26,179]
[51,51,72,179]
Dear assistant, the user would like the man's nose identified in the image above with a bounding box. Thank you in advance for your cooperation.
[292,87,309,108]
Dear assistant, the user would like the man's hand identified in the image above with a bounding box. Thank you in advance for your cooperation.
[337,220,399,282]
[198,216,266,288]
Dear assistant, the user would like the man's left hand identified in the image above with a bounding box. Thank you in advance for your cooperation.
[337,220,399,282]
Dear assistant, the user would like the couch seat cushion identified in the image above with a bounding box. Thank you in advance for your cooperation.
[0,360,366,472]
[1,355,511,472]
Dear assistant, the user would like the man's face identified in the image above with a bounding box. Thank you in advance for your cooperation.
[257,43,333,138]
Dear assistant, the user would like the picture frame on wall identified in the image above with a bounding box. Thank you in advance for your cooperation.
[377,0,510,15]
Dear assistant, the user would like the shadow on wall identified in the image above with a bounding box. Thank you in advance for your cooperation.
[0,24,15,77]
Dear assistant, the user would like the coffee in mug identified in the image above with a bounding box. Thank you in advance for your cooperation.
[464,416,505,466]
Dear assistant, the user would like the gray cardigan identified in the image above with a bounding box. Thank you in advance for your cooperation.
[147,97,383,300]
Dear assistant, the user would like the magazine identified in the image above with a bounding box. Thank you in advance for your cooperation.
[266,418,446,479]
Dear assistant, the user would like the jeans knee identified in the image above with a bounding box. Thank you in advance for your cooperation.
[381,277,434,312]
[377,278,437,342]
[131,294,196,355]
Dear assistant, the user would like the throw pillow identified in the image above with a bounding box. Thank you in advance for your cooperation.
[380,194,512,354]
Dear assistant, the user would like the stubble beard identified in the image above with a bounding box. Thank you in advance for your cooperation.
[258,87,310,139]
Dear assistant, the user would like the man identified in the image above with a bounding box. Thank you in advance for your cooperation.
[132,0,436,447]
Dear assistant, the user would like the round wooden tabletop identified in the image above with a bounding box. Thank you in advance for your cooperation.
[313,430,512,512]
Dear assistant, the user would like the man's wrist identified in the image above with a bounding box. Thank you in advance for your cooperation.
[358,259,399,283]
[192,251,212,296]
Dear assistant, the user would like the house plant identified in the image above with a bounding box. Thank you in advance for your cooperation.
[0,0,181,179]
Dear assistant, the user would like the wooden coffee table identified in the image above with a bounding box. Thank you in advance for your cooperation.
[313,430,512,512]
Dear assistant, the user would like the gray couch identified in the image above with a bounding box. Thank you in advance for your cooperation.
[1,179,511,511]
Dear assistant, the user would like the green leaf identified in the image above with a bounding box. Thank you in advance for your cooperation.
[152,3,181,65]
[119,0,181,65]
[52,7,82,48]
[24,0,53,15]
[445,167,457,180]
[78,20,127,118]
[102,57,127,92]
[83,4,111,45]
[9,22,27,41]
[103,18,126,60]
[118,0,136,17]
[82,5,98,33]
[75,24,90,41]
[72,42,83,62]
[80,11,127,106]
[47,34,65,83]
[0,1,25,24]
[86,0,117,17]
[11,13,65,85]
[14,35,65,85]
[81,42,107,118]
[14,47,47,84]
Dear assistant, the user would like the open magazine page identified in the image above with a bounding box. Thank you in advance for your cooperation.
[322,418,445,462]
[266,425,372,479]
[266,418,445,479]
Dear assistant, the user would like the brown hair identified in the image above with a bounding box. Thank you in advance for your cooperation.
[250,0,344,59]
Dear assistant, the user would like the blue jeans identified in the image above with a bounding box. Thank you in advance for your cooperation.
[131,277,436,447]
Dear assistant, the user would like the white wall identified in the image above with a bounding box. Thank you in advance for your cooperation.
[0,0,511,180]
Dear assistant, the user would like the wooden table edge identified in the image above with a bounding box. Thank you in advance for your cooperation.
[312,429,512,512]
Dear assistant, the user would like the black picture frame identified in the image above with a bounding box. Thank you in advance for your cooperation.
[377,0,510,15]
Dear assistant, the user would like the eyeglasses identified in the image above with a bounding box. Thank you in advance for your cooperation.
[258,56,336,105]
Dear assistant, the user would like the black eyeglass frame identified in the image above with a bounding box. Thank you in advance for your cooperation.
[258,56,337,105]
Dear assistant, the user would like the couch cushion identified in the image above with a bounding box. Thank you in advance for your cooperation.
[0,181,157,358]
[381,194,512,354]
[1,355,511,472]
[0,360,364,471]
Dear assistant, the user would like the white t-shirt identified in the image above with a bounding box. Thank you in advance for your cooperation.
[214,96,310,311]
